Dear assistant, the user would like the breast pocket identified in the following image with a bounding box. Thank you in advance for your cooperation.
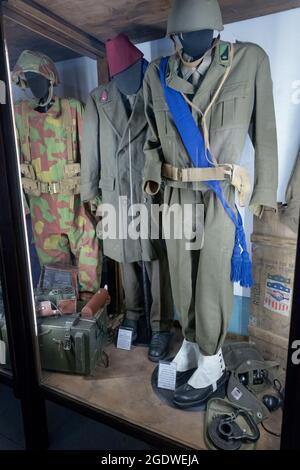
[210,82,250,130]
[153,98,176,138]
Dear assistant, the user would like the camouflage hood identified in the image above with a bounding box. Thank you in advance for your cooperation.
[12,50,60,88]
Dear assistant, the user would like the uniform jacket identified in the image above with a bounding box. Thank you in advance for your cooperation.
[81,80,158,263]
[143,40,278,216]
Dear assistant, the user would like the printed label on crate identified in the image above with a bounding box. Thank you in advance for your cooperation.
[264,274,292,316]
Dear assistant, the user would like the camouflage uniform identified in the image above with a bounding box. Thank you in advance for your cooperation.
[13,51,101,294]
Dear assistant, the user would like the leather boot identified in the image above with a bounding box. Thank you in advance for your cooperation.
[173,349,227,408]
[148,332,171,362]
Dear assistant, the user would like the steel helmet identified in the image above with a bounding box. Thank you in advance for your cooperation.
[12,50,60,89]
[167,0,224,36]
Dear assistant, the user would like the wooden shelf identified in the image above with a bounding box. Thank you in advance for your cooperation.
[42,333,282,450]
[18,0,300,43]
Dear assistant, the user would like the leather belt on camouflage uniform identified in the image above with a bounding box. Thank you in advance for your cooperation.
[21,176,81,196]
[162,162,251,207]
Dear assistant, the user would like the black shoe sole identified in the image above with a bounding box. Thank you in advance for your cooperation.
[172,372,228,409]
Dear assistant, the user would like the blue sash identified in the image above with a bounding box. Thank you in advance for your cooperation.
[142,59,149,77]
[159,57,253,288]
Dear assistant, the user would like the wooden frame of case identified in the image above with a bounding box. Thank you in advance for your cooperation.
[0,0,300,451]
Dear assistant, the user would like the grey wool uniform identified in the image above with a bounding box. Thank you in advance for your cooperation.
[81,80,173,332]
[143,40,278,355]
[281,148,300,233]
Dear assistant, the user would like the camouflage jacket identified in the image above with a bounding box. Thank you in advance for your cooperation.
[14,97,84,211]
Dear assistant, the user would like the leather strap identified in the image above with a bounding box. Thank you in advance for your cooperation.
[61,98,74,163]
[162,162,251,207]
[181,42,235,167]
[21,101,31,163]
[22,177,81,196]
[162,163,233,183]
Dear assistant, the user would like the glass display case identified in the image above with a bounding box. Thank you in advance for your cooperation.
[0,0,300,451]
[0,261,11,378]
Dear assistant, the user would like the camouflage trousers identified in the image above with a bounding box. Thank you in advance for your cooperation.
[29,193,101,293]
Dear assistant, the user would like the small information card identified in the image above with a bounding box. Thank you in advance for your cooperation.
[157,361,177,391]
[117,327,133,351]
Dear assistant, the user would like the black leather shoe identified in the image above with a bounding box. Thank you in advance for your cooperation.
[176,368,197,388]
[148,332,171,362]
[121,318,138,343]
[173,371,228,409]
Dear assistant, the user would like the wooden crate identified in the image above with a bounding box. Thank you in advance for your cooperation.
[249,208,298,376]
[250,208,297,340]
[253,206,297,240]
[250,234,296,339]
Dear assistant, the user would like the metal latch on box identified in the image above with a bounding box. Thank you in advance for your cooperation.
[63,323,72,351]
[63,315,80,351]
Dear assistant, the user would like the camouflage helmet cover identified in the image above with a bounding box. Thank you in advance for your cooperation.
[167,0,224,36]
[12,50,60,88]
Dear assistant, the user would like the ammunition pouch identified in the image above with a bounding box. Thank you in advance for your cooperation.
[59,176,81,196]
[64,163,81,178]
[162,163,251,207]
[20,163,36,180]
[21,177,41,197]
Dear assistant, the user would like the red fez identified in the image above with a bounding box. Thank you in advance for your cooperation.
[105,33,144,77]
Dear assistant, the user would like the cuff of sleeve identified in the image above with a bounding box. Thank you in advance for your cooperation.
[249,188,278,218]
[143,180,160,196]
[143,161,162,195]
[280,202,300,234]
[80,180,99,203]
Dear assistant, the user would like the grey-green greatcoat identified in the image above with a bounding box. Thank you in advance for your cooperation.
[143,41,278,355]
[81,79,173,332]
[81,80,158,263]
[281,148,300,233]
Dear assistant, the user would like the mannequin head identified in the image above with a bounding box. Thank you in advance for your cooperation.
[113,59,143,96]
[179,29,214,59]
[24,71,54,112]
[24,72,50,101]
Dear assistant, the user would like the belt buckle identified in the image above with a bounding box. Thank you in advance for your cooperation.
[224,164,233,181]
[177,168,183,181]
[49,182,59,194]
